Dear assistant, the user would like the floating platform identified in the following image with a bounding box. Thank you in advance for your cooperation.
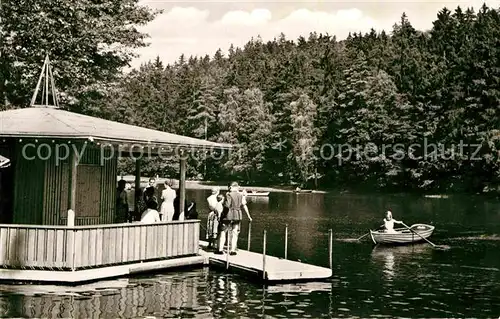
[199,241,332,282]
[0,256,205,284]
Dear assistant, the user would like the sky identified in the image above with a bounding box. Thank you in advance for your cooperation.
[131,0,499,68]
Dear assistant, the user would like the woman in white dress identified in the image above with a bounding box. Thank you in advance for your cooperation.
[160,180,176,221]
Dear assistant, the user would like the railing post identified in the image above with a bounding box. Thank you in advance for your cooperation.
[67,209,75,227]
[284,224,288,260]
[67,209,76,271]
[72,228,76,271]
[262,230,267,280]
[328,229,333,270]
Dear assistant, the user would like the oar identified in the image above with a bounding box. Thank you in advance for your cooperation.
[356,224,384,241]
[401,222,436,247]
[356,232,370,241]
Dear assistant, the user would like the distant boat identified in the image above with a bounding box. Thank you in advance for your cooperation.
[241,190,270,197]
[424,194,449,199]
[294,189,313,194]
[370,224,435,245]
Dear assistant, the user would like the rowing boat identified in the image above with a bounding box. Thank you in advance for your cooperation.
[370,224,435,245]
[241,190,270,197]
[294,189,313,194]
[424,194,449,199]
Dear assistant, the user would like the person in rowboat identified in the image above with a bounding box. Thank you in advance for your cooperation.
[383,210,403,233]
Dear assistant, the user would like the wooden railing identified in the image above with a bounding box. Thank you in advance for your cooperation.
[59,217,101,226]
[0,220,200,270]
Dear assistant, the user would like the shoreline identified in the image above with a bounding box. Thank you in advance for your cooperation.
[117,175,326,193]
[117,175,496,198]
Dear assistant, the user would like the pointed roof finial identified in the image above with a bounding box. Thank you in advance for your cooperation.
[30,54,59,108]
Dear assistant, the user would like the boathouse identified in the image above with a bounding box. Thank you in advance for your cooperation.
[0,56,231,282]
[0,107,230,225]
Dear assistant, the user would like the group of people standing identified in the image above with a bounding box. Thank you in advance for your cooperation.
[205,182,252,255]
[117,178,252,254]
[116,177,197,224]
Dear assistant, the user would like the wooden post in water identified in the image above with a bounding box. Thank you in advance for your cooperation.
[284,224,288,260]
[262,230,267,280]
[328,229,333,270]
[226,228,231,269]
[247,222,252,251]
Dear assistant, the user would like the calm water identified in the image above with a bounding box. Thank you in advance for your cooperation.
[1,190,500,318]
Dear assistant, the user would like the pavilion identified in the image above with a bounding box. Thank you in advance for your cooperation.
[0,56,231,282]
[0,55,231,225]
[0,107,231,225]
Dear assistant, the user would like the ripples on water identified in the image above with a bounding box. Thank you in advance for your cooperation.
[1,191,500,317]
[0,270,335,318]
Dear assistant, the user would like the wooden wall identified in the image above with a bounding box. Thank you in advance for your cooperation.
[12,142,117,225]
[0,141,15,224]
[0,220,200,270]
[12,143,45,224]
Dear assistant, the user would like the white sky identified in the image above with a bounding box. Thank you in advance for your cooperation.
[131,0,499,67]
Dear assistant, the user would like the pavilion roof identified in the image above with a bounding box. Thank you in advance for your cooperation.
[0,107,231,151]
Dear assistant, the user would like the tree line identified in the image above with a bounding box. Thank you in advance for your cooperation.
[2,1,499,193]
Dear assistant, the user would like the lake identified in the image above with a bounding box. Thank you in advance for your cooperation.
[1,189,499,318]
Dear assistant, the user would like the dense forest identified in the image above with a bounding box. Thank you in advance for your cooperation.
[1,2,499,193]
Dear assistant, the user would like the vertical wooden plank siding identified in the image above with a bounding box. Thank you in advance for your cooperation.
[74,165,102,219]
[36,145,117,226]
[43,148,69,225]
[13,143,45,225]
[0,221,200,269]
[100,153,117,224]
[25,144,117,225]
[0,227,72,269]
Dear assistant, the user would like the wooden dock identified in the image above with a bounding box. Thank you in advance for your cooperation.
[0,221,204,284]
[0,256,205,284]
[199,241,332,282]
[0,220,333,284]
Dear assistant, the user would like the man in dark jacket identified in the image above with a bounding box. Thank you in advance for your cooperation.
[116,180,129,223]
[214,182,252,255]
[143,177,157,203]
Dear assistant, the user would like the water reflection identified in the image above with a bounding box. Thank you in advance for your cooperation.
[371,244,431,281]
[1,189,500,318]
[0,269,338,318]
[0,272,203,318]
[381,250,395,280]
[245,196,270,204]
[266,282,332,294]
